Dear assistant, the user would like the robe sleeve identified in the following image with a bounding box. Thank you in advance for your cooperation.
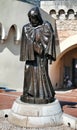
[20,25,35,61]
[41,21,56,63]
[20,26,26,61]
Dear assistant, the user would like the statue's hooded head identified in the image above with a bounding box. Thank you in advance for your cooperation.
[28,7,43,27]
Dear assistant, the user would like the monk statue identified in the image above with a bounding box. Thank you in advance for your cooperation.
[20,7,56,104]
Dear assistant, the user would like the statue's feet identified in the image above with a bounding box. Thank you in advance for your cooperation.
[20,95,55,104]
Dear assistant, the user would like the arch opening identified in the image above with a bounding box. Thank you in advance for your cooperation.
[50,9,56,19]
[67,9,74,19]
[9,24,21,44]
[58,9,65,20]
[50,35,77,89]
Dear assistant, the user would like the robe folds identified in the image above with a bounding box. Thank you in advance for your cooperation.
[20,21,56,104]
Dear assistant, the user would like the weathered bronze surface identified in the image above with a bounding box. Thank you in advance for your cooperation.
[20,7,56,104]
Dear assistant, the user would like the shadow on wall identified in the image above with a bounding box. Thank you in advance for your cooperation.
[0,26,24,90]
[0,26,20,55]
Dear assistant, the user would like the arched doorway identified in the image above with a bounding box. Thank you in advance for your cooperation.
[59,47,77,88]
[58,34,77,88]
[49,35,77,89]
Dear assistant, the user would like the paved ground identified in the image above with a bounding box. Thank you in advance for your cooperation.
[55,88,77,117]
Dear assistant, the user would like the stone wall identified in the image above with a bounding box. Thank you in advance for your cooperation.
[41,0,77,13]
[56,19,77,43]
[41,0,77,44]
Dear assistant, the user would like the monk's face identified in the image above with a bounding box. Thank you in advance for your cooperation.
[29,11,40,27]
[28,7,43,27]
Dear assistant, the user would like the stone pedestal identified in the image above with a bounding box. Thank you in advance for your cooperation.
[8,98,63,128]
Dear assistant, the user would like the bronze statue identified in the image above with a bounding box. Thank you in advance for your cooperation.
[20,7,56,104]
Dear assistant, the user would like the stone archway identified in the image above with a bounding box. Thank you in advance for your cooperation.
[49,35,77,89]
[58,35,77,88]
[55,34,77,63]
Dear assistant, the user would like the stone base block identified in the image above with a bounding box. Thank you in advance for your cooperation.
[62,113,77,129]
[8,98,63,128]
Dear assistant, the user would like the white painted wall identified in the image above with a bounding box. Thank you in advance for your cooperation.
[0,28,24,91]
